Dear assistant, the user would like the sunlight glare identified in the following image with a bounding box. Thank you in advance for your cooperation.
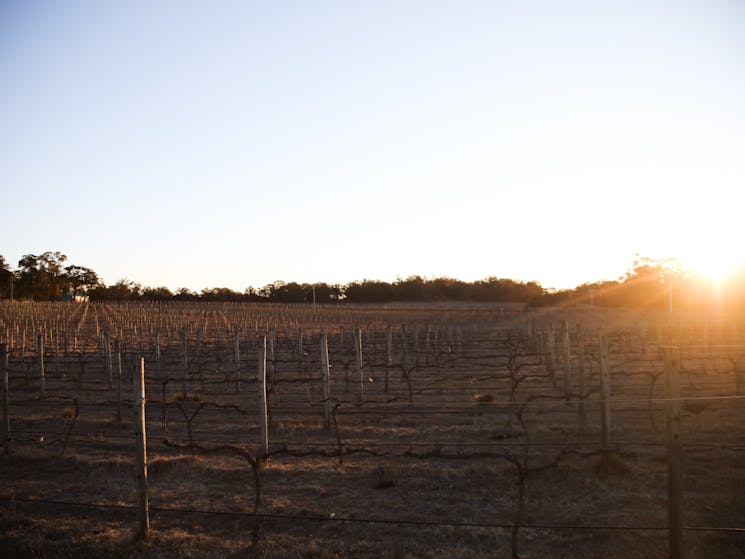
[685,251,744,284]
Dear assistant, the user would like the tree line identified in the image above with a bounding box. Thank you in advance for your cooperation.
[1,251,742,310]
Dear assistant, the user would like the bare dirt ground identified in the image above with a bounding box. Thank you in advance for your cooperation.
[1,302,744,558]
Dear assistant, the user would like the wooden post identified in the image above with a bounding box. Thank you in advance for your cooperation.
[401,324,408,380]
[663,347,684,559]
[115,339,123,423]
[35,333,45,397]
[599,334,611,455]
[355,327,364,403]
[54,331,59,377]
[180,329,188,395]
[702,315,709,375]
[1,343,9,455]
[133,357,150,538]
[385,326,393,393]
[320,332,331,430]
[545,328,556,388]
[562,320,571,401]
[268,327,276,386]
[104,332,113,389]
[63,330,69,379]
[298,328,304,373]
[257,336,269,458]
[155,333,161,379]
[234,333,241,392]
[577,331,586,433]
[424,323,431,367]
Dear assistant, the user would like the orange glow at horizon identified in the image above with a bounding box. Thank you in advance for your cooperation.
[683,252,745,285]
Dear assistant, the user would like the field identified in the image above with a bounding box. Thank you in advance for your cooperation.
[1,301,744,558]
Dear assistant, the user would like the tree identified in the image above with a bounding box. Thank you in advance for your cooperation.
[174,287,198,301]
[0,256,12,299]
[16,252,68,300]
[142,286,174,301]
[89,279,142,301]
[201,287,243,301]
[310,282,343,302]
[259,281,308,302]
[64,265,101,294]
[344,279,395,303]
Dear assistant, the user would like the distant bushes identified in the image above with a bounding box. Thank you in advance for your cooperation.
[2,251,743,311]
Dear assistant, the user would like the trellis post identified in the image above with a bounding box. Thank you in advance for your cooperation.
[355,327,364,403]
[35,333,45,397]
[663,346,684,559]
[115,339,123,423]
[599,333,611,458]
[180,329,189,395]
[561,320,571,401]
[257,335,269,458]
[133,356,150,539]
[1,344,9,455]
[577,331,586,433]
[321,332,331,429]
[234,332,241,392]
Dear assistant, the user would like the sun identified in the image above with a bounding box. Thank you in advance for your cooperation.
[684,251,745,284]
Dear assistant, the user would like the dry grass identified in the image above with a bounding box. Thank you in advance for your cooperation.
[2,304,744,558]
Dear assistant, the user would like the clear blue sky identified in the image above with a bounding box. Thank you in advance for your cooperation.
[2,1,744,292]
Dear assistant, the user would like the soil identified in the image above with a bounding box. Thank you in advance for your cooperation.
[1,302,744,558]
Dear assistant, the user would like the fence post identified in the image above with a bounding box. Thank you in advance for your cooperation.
[268,328,276,388]
[401,324,408,381]
[1,343,9,455]
[133,356,150,539]
[355,327,364,403]
[155,333,161,380]
[104,332,112,389]
[663,346,684,559]
[321,332,331,430]
[562,320,571,401]
[257,335,269,458]
[63,331,69,378]
[577,331,586,433]
[115,339,123,423]
[298,328,304,374]
[599,333,611,458]
[300,329,311,402]
[546,327,556,388]
[385,326,393,392]
[424,323,431,367]
[180,329,188,395]
[234,333,241,393]
[35,333,45,397]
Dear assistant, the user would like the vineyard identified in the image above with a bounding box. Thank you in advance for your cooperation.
[1,301,744,558]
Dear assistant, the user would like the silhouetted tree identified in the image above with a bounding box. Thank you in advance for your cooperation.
[142,286,174,301]
[16,252,68,300]
[89,279,142,301]
[201,287,244,301]
[344,280,395,303]
[0,256,12,299]
[174,287,199,301]
[310,282,343,302]
[63,265,101,294]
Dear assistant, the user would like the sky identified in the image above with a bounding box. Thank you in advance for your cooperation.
[2,0,744,292]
